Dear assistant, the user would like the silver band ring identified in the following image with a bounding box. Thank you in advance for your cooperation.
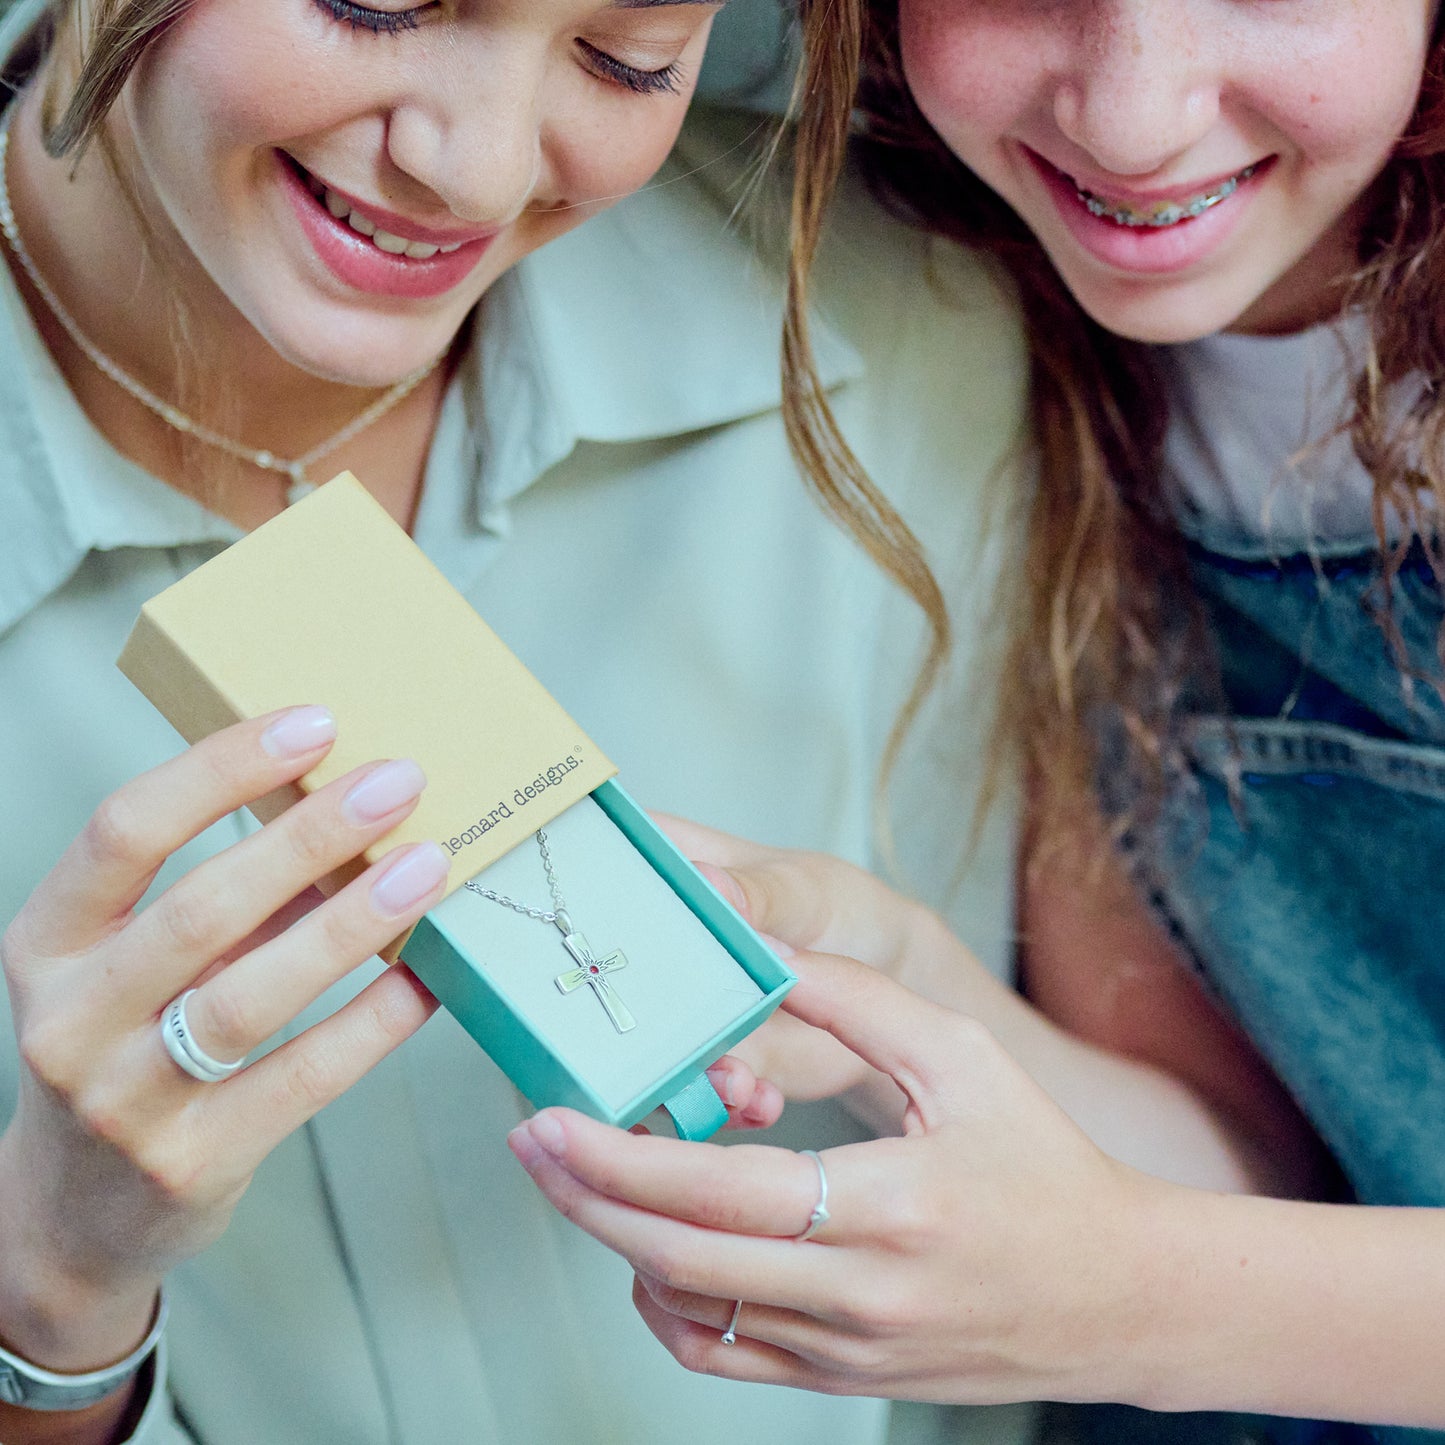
[796,1148,830,1241]
[160,989,246,1084]
[720,1299,743,1346]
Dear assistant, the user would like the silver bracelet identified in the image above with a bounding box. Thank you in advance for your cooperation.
[0,1286,168,1412]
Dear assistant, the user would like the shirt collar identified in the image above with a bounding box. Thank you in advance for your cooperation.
[462,108,863,522]
[0,76,862,633]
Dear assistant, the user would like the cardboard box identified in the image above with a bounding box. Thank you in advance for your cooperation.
[119,474,794,1139]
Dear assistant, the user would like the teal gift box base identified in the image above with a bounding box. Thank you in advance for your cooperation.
[403,781,796,1141]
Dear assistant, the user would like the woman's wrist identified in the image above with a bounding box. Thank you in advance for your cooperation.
[1117,1178,1445,1427]
[0,1134,161,1376]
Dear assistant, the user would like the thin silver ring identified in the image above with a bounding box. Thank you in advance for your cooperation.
[160,989,246,1084]
[796,1148,830,1241]
[720,1299,743,1346]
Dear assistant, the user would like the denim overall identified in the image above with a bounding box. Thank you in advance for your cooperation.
[1057,520,1445,1445]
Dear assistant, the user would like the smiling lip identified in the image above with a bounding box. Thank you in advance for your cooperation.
[1023,146,1273,277]
[278,153,500,300]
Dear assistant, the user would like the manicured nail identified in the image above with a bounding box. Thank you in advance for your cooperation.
[529,1112,566,1157]
[343,758,426,825]
[261,705,336,759]
[706,1063,739,1107]
[508,1125,543,1168]
[371,842,448,916]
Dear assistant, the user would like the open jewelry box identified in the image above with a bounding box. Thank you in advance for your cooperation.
[117,473,794,1140]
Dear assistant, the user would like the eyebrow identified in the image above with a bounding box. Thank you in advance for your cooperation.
[609,1,728,7]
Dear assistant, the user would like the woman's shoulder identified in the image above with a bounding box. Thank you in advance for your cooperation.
[671,107,1023,353]
[668,106,1027,445]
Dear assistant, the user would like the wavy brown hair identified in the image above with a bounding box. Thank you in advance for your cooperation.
[785,0,1445,856]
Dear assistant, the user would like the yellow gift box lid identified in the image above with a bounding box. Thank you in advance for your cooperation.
[118,473,616,898]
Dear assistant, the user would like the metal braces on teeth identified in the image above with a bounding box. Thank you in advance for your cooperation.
[1076,164,1258,229]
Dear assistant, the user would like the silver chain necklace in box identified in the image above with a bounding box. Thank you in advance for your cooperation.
[465,830,636,1034]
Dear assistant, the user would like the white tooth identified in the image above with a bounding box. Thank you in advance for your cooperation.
[346,209,376,237]
[438,242,462,254]
[325,189,350,219]
[371,228,409,254]
[404,240,440,259]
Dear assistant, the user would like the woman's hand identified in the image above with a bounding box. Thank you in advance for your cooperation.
[510,957,1445,1427]
[0,707,450,1386]
[508,952,1158,1407]
[662,816,1322,1192]
[657,815,949,1122]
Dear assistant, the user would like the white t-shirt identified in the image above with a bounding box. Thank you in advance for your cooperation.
[1163,317,1420,554]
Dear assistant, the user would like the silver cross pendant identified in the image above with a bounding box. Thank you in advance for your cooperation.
[553,911,636,1034]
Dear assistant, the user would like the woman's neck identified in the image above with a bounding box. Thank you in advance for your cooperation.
[2,83,443,532]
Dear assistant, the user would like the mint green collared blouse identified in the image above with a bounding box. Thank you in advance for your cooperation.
[0,11,1031,1443]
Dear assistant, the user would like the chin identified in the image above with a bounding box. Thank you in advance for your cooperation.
[1062,278,1261,347]
[251,304,457,388]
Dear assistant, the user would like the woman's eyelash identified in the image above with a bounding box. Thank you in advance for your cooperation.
[312,0,425,34]
[577,40,685,97]
[309,4,682,94]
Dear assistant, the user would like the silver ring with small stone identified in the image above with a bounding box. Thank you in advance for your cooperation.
[796,1148,830,1241]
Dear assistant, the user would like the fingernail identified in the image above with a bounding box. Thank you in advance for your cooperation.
[706,1064,739,1107]
[371,842,448,916]
[696,862,748,916]
[343,759,426,825]
[530,1112,566,1157]
[508,1125,543,1168]
[261,705,336,759]
[759,931,796,961]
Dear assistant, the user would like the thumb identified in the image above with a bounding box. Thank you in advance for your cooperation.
[691,854,842,955]
[781,952,980,1127]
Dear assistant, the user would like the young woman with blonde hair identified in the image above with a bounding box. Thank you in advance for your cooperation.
[0,1,1027,1441]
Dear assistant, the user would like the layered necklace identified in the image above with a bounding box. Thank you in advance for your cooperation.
[0,109,439,506]
[465,830,637,1035]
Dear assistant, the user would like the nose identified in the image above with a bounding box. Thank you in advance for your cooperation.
[385,43,543,226]
[1051,1,1220,177]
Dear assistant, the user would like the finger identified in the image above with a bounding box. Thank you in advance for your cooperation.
[508,1121,838,1308]
[728,1010,873,1104]
[204,962,440,1170]
[631,1276,844,1393]
[635,1272,868,1369]
[693,850,923,967]
[782,952,980,1120]
[735,1079,785,1131]
[705,1057,786,1132]
[648,814,778,869]
[23,707,338,955]
[513,1107,842,1242]
[123,758,429,1006]
[170,841,450,1066]
[652,815,928,964]
[690,855,839,955]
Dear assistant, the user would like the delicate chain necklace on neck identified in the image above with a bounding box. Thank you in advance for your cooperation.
[465,830,637,1034]
[0,110,440,506]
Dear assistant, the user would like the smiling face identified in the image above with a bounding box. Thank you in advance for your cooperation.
[897,0,1438,342]
[109,0,720,384]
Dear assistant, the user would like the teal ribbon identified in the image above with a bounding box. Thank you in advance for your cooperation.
[661,1072,729,1141]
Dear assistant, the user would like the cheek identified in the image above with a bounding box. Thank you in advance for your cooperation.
[558,106,688,202]
[542,17,712,206]
[1249,11,1430,169]
[543,53,703,214]
[131,6,342,155]
[897,0,1037,162]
